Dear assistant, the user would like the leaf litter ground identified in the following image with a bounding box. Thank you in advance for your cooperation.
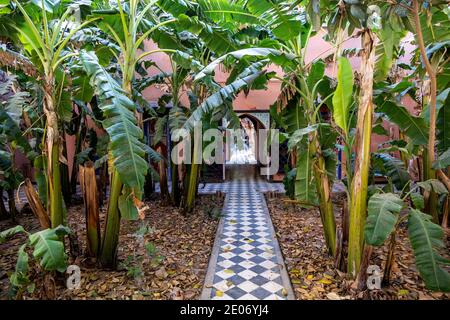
[0,194,222,300]
[266,194,450,300]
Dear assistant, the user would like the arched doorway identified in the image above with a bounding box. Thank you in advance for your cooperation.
[225,113,266,180]
[227,117,254,164]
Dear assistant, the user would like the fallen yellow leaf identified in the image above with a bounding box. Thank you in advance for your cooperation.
[398,289,409,296]
[291,269,301,275]
[318,278,332,285]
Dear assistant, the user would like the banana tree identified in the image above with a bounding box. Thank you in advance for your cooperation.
[411,1,450,221]
[372,2,450,222]
[327,0,449,276]
[346,27,376,277]
[1,0,99,228]
[82,0,172,267]
[280,57,339,256]
[139,62,187,207]
[364,187,450,292]
[317,0,406,276]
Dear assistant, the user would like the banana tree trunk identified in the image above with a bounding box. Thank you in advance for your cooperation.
[24,178,50,229]
[70,113,83,197]
[437,170,450,227]
[184,132,202,213]
[171,162,181,206]
[184,164,199,214]
[356,244,373,290]
[442,196,449,228]
[80,162,101,257]
[100,170,122,267]
[311,137,336,256]
[43,75,64,228]
[382,230,397,286]
[97,162,107,207]
[60,133,72,206]
[144,168,154,200]
[348,30,375,277]
[413,0,438,223]
[0,187,9,220]
[7,189,16,222]
[398,132,409,169]
[157,145,170,203]
[423,149,439,222]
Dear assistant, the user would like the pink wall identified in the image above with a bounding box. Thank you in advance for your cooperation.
[140,31,364,111]
[141,31,415,154]
[230,32,363,111]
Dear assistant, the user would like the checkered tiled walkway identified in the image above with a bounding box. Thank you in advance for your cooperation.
[200,178,294,300]
[155,181,285,195]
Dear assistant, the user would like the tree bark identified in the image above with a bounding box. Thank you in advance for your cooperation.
[43,74,64,228]
[437,169,450,192]
[312,136,336,256]
[59,127,71,206]
[348,30,375,277]
[24,179,50,229]
[441,195,449,229]
[356,245,373,291]
[70,110,83,197]
[335,199,349,271]
[382,230,397,286]
[79,162,101,257]
[100,171,122,268]
[184,130,201,214]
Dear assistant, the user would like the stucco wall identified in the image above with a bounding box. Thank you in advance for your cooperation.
[141,31,415,153]
[140,30,364,111]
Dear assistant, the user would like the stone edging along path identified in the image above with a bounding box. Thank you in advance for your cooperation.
[200,179,295,300]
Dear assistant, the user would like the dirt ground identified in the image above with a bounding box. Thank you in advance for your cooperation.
[0,194,223,300]
[266,194,450,300]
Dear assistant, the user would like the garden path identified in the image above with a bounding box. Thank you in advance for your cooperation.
[199,177,295,300]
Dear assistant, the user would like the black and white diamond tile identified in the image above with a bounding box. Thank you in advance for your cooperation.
[154,180,286,195]
[201,178,294,300]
